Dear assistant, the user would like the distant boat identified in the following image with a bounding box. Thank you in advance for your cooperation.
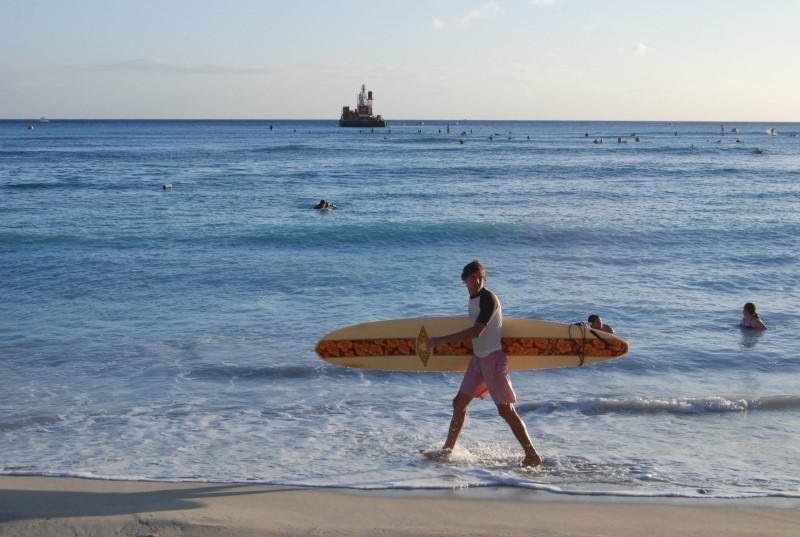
[766,128,778,136]
[39,117,50,123]
[339,84,387,128]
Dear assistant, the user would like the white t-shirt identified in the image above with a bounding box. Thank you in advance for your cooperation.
[468,288,503,358]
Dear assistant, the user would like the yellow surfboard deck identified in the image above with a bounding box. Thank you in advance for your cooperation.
[315,317,629,372]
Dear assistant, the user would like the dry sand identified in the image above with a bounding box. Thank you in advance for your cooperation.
[1,476,798,536]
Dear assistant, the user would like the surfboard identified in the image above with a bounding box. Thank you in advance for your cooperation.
[314,317,629,372]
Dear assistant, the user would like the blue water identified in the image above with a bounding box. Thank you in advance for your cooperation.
[2,119,800,499]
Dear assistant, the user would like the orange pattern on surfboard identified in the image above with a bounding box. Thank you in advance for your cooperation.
[316,336,626,359]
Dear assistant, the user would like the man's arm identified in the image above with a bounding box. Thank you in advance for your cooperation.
[428,322,486,350]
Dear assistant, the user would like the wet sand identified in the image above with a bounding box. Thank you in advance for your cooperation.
[1,476,799,536]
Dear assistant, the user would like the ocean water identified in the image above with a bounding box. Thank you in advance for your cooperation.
[2,119,799,499]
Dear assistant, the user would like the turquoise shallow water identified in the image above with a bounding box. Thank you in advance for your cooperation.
[1,119,799,498]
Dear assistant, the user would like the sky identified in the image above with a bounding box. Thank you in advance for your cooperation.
[2,0,799,121]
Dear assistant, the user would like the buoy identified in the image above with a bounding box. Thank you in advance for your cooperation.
[162,184,173,190]
[27,124,34,130]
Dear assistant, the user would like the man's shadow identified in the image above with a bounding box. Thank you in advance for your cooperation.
[0,478,294,523]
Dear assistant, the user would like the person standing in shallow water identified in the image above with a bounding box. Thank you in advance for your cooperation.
[426,260,543,467]
[740,303,767,330]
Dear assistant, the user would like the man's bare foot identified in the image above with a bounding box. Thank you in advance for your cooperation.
[521,452,543,467]
[421,448,453,460]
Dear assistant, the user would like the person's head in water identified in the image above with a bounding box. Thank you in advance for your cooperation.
[740,302,767,330]
[587,314,615,333]
[743,302,760,318]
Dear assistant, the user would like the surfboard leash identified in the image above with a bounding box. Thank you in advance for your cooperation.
[588,327,613,349]
[570,322,587,366]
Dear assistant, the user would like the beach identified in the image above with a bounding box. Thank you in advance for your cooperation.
[2,476,799,536]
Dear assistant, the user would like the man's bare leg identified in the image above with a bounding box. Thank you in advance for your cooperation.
[422,392,472,460]
[497,403,542,467]
[443,392,473,452]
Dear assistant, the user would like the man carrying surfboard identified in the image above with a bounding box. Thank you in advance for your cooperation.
[426,260,543,467]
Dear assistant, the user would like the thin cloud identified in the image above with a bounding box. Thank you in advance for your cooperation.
[456,2,502,27]
[530,0,564,6]
[619,42,652,55]
[90,58,274,75]
[432,17,445,29]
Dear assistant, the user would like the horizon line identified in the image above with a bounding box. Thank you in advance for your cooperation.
[4,118,798,124]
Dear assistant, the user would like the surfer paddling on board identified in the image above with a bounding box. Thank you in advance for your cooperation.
[425,260,543,467]
[314,199,339,210]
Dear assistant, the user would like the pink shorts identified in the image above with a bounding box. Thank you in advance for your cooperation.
[458,350,517,405]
